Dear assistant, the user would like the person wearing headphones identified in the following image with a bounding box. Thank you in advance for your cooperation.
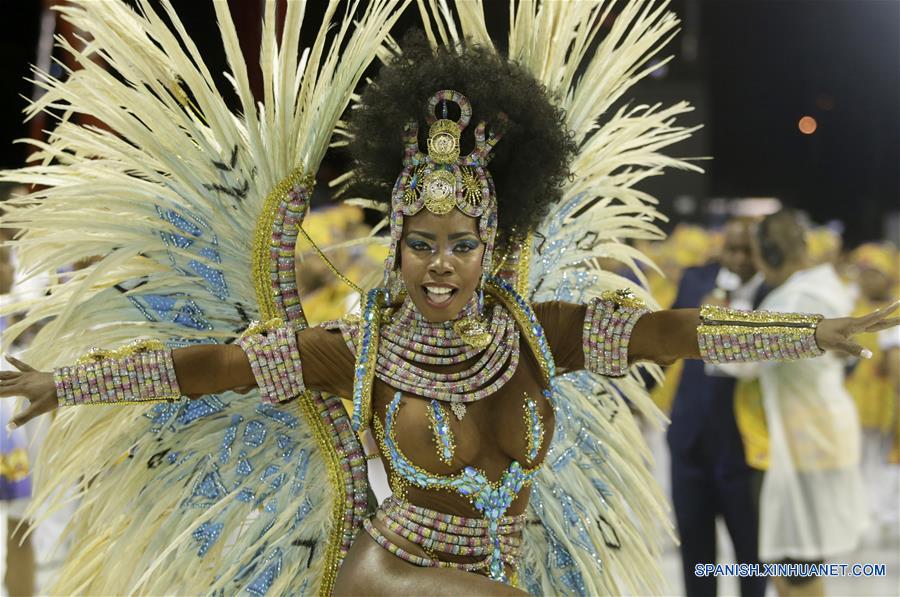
[713,209,867,597]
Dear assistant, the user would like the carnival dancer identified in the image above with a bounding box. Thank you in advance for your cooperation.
[1,2,898,595]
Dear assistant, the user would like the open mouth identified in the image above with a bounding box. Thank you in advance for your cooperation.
[422,285,457,308]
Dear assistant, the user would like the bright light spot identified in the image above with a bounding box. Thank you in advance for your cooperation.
[798,116,817,134]
[673,195,696,215]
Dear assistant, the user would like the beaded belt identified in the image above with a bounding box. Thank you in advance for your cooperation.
[363,496,525,578]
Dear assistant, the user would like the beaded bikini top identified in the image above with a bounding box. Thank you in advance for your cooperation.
[372,391,545,582]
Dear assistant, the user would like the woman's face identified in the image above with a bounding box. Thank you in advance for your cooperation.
[399,208,485,322]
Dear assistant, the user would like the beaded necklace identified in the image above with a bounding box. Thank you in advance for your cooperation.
[376,300,519,404]
[363,496,525,577]
[350,278,557,433]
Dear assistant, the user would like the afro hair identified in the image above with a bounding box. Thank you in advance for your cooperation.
[347,31,576,235]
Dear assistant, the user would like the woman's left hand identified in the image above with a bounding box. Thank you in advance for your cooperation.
[815,300,900,358]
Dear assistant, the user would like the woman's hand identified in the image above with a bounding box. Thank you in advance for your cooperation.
[815,300,900,358]
[0,356,57,429]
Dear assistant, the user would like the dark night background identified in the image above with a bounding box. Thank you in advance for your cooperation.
[2,0,898,247]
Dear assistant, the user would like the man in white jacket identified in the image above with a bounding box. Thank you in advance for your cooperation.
[715,210,867,597]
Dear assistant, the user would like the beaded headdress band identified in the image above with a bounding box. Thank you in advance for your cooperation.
[384,90,502,290]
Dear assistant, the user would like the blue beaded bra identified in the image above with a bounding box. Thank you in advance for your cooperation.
[373,391,546,581]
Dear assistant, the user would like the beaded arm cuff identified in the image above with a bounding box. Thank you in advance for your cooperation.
[53,340,181,406]
[697,304,825,364]
[238,318,306,404]
[583,289,651,377]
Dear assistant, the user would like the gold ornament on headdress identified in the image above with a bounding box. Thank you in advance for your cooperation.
[422,169,456,215]
[420,115,463,215]
[427,119,462,164]
[460,166,482,207]
[404,164,425,206]
[386,90,501,291]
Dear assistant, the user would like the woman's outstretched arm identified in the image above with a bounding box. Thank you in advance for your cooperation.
[535,294,899,375]
[0,344,251,429]
[630,301,899,364]
[172,343,255,397]
[0,322,356,429]
[628,308,700,365]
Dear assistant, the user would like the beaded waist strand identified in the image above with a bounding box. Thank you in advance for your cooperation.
[364,496,525,579]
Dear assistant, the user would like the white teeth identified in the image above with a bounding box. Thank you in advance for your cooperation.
[424,286,454,305]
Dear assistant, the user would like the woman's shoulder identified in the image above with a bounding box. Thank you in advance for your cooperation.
[528,299,585,327]
[305,315,361,356]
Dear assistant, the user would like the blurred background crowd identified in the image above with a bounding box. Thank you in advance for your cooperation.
[1,1,898,596]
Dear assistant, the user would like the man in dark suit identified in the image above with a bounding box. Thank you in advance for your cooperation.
[668,217,768,597]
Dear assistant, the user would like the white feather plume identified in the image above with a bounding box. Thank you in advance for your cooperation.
[1,1,406,594]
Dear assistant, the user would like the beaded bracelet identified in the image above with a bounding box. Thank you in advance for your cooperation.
[53,339,181,406]
[238,318,305,404]
[697,304,825,364]
[582,289,651,377]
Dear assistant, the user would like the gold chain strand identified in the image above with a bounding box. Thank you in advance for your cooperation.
[697,324,821,339]
[489,232,533,297]
[75,338,167,365]
[515,232,533,298]
[699,304,821,327]
[296,225,364,297]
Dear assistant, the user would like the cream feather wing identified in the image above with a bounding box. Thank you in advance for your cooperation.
[1,1,405,594]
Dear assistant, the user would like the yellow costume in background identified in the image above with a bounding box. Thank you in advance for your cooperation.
[847,296,897,433]
[806,226,842,266]
[845,244,898,434]
[734,379,769,470]
[843,243,900,535]
[296,205,388,325]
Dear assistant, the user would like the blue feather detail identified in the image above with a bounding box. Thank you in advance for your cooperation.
[193,521,224,557]
[246,548,283,596]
